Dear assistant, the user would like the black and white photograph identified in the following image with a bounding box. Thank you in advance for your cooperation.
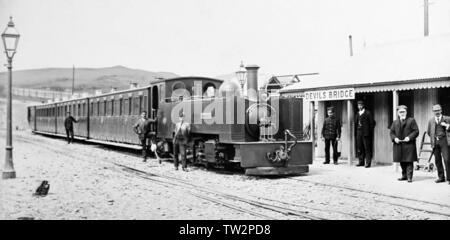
[1,0,450,224]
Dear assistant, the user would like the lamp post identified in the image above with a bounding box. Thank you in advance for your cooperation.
[2,16,20,179]
[235,61,246,94]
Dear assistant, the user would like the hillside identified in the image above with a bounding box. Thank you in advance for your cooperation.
[0,66,179,92]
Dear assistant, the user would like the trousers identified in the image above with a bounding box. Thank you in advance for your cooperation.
[324,139,338,163]
[356,132,372,166]
[174,142,187,169]
[434,137,450,181]
[65,128,74,144]
[140,138,148,160]
[400,162,414,180]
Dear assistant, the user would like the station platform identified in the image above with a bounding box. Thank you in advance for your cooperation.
[307,157,450,207]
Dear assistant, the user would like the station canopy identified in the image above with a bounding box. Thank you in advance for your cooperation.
[280,33,450,94]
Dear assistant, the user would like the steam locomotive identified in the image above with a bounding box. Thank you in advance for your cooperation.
[27,65,313,176]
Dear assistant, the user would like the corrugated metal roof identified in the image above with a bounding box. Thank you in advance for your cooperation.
[281,34,450,93]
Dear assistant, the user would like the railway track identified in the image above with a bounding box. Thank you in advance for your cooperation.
[285,178,450,218]
[10,132,450,220]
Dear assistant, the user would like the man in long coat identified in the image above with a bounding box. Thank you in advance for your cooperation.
[389,105,419,182]
[426,104,450,184]
[355,100,376,168]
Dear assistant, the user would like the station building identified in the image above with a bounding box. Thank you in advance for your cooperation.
[279,34,450,165]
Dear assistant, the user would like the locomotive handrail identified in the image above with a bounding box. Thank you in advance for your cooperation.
[284,129,297,153]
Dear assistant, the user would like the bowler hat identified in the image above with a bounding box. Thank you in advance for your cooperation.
[357,100,364,105]
[327,106,335,112]
[432,104,442,111]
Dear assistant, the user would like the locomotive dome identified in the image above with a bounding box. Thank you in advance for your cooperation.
[218,80,241,97]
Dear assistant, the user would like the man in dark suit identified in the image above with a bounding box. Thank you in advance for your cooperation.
[390,105,419,183]
[64,111,77,144]
[355,100,376,168]
[133,111,156,162]
[321,106,341,165]
[173,111,191,171]
[426,104,450,184]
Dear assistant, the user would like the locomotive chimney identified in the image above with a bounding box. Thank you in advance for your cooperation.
[245,65,260,101]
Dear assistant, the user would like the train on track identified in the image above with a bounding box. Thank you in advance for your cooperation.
[27,65,313,176]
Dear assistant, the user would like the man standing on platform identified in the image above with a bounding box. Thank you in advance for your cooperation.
[321,106,341,165]
[390,105,419,183]
[427,104,450,185]
[355,100,376,168]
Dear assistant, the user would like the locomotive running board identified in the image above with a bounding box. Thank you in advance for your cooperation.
[245,165,309,176]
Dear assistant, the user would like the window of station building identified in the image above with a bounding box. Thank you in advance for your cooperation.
[90,102,94,116]
[78,104,81,116]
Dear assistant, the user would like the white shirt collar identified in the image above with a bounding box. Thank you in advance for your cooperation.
[359,109,365,115]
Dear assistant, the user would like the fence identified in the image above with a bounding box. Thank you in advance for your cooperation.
[11,87,84,101]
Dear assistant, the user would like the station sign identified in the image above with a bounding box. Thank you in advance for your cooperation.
[304,88,355,101]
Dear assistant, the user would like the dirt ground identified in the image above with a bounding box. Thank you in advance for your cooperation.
[1,98,450,220]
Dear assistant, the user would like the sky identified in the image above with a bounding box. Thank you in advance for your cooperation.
[0,0,450,77]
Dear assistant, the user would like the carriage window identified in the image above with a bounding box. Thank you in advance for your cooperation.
[143,95,148,112]
[124,98,129,115]
[99,101,103,116]
[128,97,134,115]
[139,96,143,113]
[111,100,115,116]
[78,104,81,116]
[119,99,123,116]
[90,102,94,116]
[82,103,86,117]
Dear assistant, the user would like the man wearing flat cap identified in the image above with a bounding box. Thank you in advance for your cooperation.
[321,106,341,164]
[173,111,191,171]
[355,100,376,167]
[390,105,419,182]
[427,104,450,184]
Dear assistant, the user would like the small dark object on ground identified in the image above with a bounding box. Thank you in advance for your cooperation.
[33,180,50,197]
[17,217,35,220]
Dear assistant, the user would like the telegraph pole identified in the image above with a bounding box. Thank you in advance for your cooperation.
[72,65,75,95]
[423,0,435,37]
[424,0,429,36]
